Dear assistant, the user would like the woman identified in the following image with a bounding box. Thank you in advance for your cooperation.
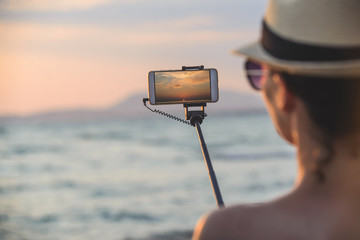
[193,0,360,239]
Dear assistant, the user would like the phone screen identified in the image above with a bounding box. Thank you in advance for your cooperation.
[154,70,211,104]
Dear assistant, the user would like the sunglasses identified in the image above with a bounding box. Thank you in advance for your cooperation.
[244,60,269,90]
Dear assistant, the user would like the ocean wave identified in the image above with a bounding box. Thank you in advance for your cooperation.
[0,184,30,195]
[215,150,294,161]
[0,180,75,194]
[125,230,193,240]
[33,214,59,223]
[243,179,294,193]
[51,180,79,189]
[78,131,131,141]
[0,126,7,135]
[89,187,131,198]
[0,214,9,222]
[97,209,159,222]
[1,144,64,157]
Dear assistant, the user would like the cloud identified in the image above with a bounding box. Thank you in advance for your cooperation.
[142,15,216,30]
[0,21,254,55]
[0,0,114,11]
[155,70,210,90]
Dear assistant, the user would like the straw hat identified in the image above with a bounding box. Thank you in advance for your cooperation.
[234,0,360,77]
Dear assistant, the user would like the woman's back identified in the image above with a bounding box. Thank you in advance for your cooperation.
[196,183,360,240]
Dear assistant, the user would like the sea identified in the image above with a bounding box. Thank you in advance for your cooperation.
[0,113,296,240]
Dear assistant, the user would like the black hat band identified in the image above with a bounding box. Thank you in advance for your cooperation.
[261,21,360,61]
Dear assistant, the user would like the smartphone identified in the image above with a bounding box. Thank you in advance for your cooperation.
[148,68,218,105]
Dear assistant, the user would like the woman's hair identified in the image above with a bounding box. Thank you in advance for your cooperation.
[281,74,360,138]
[280,73,360,181]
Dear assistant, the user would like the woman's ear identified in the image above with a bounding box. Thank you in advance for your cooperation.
[272,74,296,113]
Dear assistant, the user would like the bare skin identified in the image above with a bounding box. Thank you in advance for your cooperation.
[192,72,360,240]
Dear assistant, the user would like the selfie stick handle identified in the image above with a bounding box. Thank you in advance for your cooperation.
[185,103,225,208]
[194,120,225,208]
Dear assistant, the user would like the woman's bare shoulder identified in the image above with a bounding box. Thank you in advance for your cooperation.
[192,202,279,240]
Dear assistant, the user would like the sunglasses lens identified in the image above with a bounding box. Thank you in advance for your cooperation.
[245,60,266,90]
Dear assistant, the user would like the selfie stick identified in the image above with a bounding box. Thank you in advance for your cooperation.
[184,104,224,209]
[143,65,225,208]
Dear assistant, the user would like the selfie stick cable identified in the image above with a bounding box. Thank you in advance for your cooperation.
[143,98,224,208]
[142,98,191,126]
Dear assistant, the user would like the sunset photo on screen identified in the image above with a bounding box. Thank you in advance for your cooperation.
[155,70,211,104]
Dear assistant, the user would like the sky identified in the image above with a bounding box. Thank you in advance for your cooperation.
[0,0,267,116]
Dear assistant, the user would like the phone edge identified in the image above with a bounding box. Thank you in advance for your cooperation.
[210,69,219,103]
[148,71,156,105]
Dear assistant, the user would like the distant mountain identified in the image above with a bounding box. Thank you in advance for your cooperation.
[206,90,266,115]
[110,90,266,116]
[0,90,266,123]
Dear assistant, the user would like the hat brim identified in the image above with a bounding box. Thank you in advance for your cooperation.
[233,41,360,78]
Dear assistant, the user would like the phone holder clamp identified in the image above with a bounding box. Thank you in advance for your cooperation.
[182,65,204,71]
[184,103,207,126]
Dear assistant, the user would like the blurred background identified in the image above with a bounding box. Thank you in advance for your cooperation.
[0,0,297,239]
